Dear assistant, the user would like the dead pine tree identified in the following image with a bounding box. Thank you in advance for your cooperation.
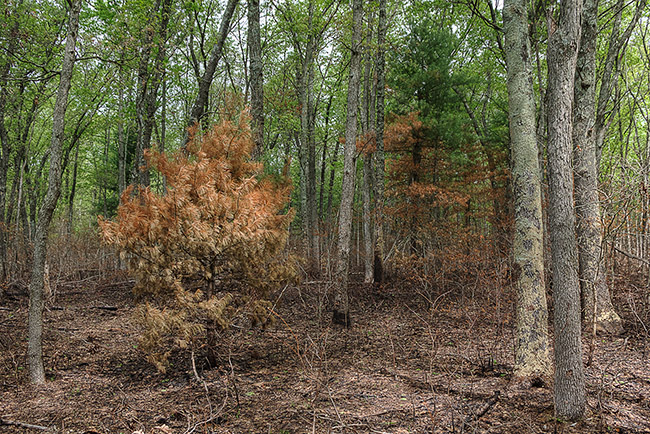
[101,117,295,371]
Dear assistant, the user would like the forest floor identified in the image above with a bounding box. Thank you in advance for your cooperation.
[1,269,650,434]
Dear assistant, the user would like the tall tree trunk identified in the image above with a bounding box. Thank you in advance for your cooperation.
[307,60,319,275]
[184,0,239,145]
[326,139,340,227]
[319,94,334,219]
[372,0,387,285]
[361,12,375,284]
[160,71,167,192]
[134,0,173,187]
[28,152,49,241]
[67,142,80,234]
[333,0,363,326]
[573,0,623,335]
[0,4,21,285]
[547,0,586,420]
[160,72,166,156]
[503,0,551,382]
[409,140,422,254]
[28,0,82,384]
[296,7,319,275]
[103,127,110,217]
[362,154,373,282]
[117,69,127,198]
[248,0,264,159]
[530,10,551,289]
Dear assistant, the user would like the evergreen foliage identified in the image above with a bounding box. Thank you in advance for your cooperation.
[100,116,295,370]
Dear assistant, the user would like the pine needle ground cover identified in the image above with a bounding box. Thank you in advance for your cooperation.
[1,274,649,433]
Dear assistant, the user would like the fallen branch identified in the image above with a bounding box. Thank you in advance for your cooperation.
[0,418,56,432]
[57,274,103,287]
[463,390,500,426]
[358,408,406,419]
[0,306,11,311]
[612,246,650,265]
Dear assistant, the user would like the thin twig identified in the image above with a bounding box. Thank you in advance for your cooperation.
[191,350,202,383]
[613,245,650,265]
[327,387,343,423]
[228,352,240,410]
[0,418,56,432]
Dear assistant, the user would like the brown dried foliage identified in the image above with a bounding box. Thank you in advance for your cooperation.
[384,112,510,297]
[100,116,295,371]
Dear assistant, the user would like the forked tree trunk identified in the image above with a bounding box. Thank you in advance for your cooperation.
[503,0,550,382]
[184,0,239,145]
[547,0,586,420]
[28,0,82,384]
[333,0,363,326]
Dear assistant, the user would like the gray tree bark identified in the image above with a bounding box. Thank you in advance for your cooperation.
[0,2,22,286]
[67,142,80,234]
[294,2,320,275]
[546,0,586,420]
[503,0,551,382]
[184,0,239,145]
[361,14,375,284]
[117,67,128,198]
[573,0,623,335]
[248,0,264,160]
[326,140,340,227]
[334,0,363,326]
[304,39,319,275]
[372,0,387,285]
[28,0,82,384]
[319,94,334,218]
[134,0,173,187]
